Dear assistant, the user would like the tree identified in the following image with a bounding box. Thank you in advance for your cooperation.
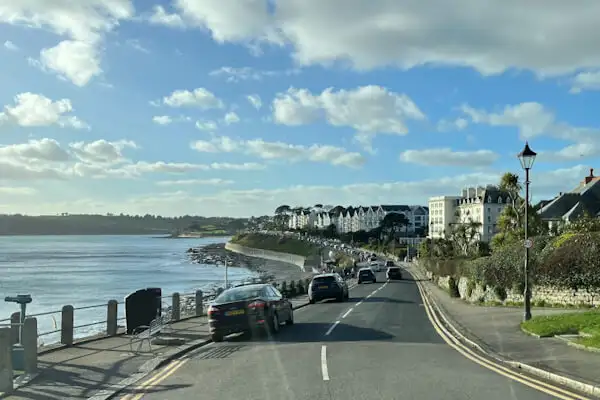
[447,219,482,256]
[274,205,291,232]
[274,205,291,215]
[498,172,523,230]
[380,212,409,237]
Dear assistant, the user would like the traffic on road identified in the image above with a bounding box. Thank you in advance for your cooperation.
[117,255,589,400]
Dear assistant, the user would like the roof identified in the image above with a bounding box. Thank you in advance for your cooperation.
[539,177,600,221]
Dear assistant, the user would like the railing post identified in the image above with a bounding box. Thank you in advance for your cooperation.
[61,305,74,346]
[172,293,181,321]
[106,300,118,336]
[0,327,13,393]
[10,312,20,345]
[195,290,203,317]
[22,317,37,374]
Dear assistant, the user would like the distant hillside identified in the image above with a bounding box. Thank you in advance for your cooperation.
[0,214,248,236]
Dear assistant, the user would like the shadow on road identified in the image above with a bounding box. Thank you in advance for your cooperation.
[223,322,394,343]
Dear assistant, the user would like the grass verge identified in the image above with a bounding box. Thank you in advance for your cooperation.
[521,311,600,348]
[230,233,319,257]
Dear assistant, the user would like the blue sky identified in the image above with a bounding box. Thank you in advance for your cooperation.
[1,0,600,217]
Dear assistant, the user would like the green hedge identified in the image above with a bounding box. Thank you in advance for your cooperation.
[420,233,600,292]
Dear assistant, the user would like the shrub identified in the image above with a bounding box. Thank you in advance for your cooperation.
[493,286,507,301]
[288,280,297,296]
[537,232,600,292]
[280,281,288,295]
[466,279,476,298]
[296,279,305,294]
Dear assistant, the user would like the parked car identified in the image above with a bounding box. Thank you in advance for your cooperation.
[308,273,349,303]
[207,283,293,342]
[385,260,395,268]
[357,267,377,284]
[386,266,403,280]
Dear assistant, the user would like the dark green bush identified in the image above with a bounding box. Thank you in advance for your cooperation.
[448,276,460,298]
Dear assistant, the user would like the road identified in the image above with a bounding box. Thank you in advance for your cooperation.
[116,268,579,400]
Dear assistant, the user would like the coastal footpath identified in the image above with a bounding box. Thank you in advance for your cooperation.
[224,242,307,271]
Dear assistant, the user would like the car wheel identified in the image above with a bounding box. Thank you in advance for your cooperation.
[211,332,224,342]
[286,308,294,325]
[309,297,315,304]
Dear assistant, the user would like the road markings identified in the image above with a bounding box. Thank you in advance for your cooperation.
[121,358,190,400]
[325,320,340,336]
[320,345,330,381]
[341,308,353,319]
[416,282,590,400]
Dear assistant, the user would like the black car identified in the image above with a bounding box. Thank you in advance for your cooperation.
[207,283,293,342]
[386,266,402,280]
[308,273,349,303]
[357,268,377,284]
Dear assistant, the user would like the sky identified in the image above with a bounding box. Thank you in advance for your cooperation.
[1,0,600,217]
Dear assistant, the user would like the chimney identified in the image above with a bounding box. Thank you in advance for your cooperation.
[585,168,595,185]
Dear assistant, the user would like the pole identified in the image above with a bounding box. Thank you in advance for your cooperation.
[523,167,532,321]
[224,260,229,289]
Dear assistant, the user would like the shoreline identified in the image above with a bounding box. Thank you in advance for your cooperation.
[187,242,313,285]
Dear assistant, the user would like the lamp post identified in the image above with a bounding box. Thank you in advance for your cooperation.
[517,142,537,321]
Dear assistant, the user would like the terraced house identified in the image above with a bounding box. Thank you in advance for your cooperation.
[287,205,429,235]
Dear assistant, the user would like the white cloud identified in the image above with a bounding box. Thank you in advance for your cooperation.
[223,111,240,125]
[191,136,365,168]
[571,71,600,93]
[246,94,262,110]
[209,66,300,82]
[148,5,186,28]
[209,162,265,170]
[0,138,70,162]
[8,165,591,217]
[156,178,234,186]
[273,85,425,151]
[31,40,103,86]
[400,148,499,167]
[153,115,173,125]
[144,1,600,77]
[126,39,150,53]
[3,40,17,51]
[0,187,36,195]
[459,101,600,162]
[69,140,137,165]
[163,88,224,109]
[0,93,88,129]
[195,120,218,131]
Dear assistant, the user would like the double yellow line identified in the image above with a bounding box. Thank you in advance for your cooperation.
[120,357,190,400]
[415,281,591,400]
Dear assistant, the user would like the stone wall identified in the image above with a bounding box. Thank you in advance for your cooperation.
[225,242,307,272]
[418,261,599,307]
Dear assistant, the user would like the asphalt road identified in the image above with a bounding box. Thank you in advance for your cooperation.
[117,270,564,400]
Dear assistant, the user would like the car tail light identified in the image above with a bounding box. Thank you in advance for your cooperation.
[207,306,220,316]
[248,300,266,310]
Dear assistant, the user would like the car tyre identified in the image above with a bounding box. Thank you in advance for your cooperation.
[211,332,224,342]
[269,312,280,335]
[309,297,315,304]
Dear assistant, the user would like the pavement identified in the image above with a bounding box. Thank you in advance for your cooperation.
[1,297,310,400]
[109,270,585,400]
[403,261,600,395]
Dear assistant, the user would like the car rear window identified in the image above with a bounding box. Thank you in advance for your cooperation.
[313,276,336,284]
[388,267,400,272]
[215,287,264,303]
[360,270,373,275]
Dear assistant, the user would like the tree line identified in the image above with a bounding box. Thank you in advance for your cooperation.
[0,214,249,235]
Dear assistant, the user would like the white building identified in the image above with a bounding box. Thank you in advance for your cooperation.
[428,185,511,242]
[287,204,429,235]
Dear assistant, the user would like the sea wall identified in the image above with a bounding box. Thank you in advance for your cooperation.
[225,242,307,272]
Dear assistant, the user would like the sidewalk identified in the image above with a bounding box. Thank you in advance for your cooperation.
[2,295,310,400]
[404,263,600,389]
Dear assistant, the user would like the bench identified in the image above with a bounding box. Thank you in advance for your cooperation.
[129,309,173,353]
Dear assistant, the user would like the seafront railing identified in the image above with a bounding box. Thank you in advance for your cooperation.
[0,289,214,351]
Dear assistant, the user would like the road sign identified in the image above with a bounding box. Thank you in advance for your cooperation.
[524,239,533,249]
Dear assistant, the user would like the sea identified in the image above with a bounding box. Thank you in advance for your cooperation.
[0,235,256,345]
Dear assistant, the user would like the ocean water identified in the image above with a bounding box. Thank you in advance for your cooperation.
[0,235,256,344]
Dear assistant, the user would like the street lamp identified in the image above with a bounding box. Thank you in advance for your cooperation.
[518,141,537,321]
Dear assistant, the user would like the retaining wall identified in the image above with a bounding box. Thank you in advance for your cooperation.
[225,242,307,272]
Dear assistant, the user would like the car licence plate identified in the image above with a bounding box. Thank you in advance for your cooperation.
[225,309,245,316]
[318,285,328,289]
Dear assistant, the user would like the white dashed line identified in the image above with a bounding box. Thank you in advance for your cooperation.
[341,308,353,319]
[325,320,340,336]
[321,345,330,381]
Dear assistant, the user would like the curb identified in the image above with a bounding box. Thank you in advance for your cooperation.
[408,264,600,398]
[520,326,552,338]
[88,299,311,400]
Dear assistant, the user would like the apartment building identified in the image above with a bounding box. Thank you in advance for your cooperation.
[428,185,511,242]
